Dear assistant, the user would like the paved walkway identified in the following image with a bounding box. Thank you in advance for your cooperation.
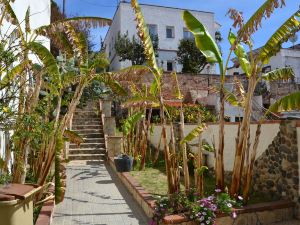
[52,161,149,225]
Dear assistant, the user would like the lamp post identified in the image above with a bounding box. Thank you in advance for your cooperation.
[63,0,66,17]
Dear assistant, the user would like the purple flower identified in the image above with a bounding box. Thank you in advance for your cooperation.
[238,196,243,201]
[215,189,222,193]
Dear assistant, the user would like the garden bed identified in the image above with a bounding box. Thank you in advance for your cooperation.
[109,157,295,225]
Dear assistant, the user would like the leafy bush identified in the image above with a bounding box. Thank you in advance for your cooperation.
[166,104,217,123]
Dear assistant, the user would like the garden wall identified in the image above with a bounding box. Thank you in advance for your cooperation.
[253,120,300,217]
[149,121,281,171]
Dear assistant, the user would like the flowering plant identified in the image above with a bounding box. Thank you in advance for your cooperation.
[151,189,242,225]
[189,196,217,225]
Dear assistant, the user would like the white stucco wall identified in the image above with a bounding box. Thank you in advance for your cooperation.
[104,2,218,72]
[228,48,300,83]
[149,122,280,171]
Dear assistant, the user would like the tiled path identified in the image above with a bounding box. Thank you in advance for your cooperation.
[52,160,149,225]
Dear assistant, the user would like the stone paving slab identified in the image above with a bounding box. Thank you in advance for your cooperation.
[52,160,149,225]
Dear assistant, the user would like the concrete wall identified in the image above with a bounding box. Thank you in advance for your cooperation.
[149,121,280,171]
[104,2,218,72]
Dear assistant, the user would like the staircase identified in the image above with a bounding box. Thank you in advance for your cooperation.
[68,102,106,161]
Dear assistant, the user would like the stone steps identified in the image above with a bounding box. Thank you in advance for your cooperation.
[72,120,101,125]
[69,148,106,155]
[69,143,105,149]
[68,102,106,161]
[82,138,105,143]
[74,110,99,116]
[73,129,103,135]
[72,125,102,130]
[79,133,104,138]
[68,153,106,161]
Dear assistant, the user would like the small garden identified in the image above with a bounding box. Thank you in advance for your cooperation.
[0,0,299,224]
[112,0,300,224]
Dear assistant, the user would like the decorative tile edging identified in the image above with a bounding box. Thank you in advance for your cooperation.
[35,200,55,225]
[108,157,296,225]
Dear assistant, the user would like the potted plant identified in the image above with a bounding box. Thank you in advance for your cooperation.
[114,154,134,172]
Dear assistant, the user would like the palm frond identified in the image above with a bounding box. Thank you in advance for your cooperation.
[61,71,79,88]
[233,77,246,103]
[94,73,127,96]
[50,32,74,57]
[35,17,111,36]
[90,52,110,70]
[0,60,30,90]
[112,65,150,82]
[27,42,61,86]
[183,11,222,66]
[122,95,159,108]
[131,0,161,75]
[259,10,300,64]
[261,67,295,81]
[181,123,206,145]
[0,0,19,25]
[238,0,285,41]
[122,112,145,135]
[228,31,250,76]
[268,92,300,112]
[212,85,244,107]
[172,72,183,100]
[64,130,84,146]
[25,7,30,33]
[64,24,88,64]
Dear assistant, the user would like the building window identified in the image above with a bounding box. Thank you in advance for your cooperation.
[166,26,175,38]
[262,66,271,73]
[147,24,158,38]
[167,61,174,71]
[235,117,243,122]
[183,28,193,40]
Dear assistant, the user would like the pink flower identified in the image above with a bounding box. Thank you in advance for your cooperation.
[231,211,237,219]
[215,189,222,193]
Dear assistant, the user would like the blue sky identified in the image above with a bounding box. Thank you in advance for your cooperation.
[54,0,299,66]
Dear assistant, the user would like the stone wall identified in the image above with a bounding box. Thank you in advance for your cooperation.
[253,121,299,214]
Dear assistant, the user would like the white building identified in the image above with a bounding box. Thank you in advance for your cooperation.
[228,45,300,83]
[0,0,51,168]
[103,1,220,72]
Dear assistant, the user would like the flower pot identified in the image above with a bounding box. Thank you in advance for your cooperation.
[114,155,133,172]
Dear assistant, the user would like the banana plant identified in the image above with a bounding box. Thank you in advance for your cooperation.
[131,0,184,194]
[183,0,299,201]
[183,11,226,190]
[229,6,299,201]
[0,1,131,185]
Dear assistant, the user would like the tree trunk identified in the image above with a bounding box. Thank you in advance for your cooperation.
[196,117,203,196]
[230,75,257,197]
[216,88,225,190]
[180,107,190,191]
[243,123,261,203]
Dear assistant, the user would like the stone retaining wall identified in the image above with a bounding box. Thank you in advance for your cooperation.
[109,158,295,225]
[253,120,300,216]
